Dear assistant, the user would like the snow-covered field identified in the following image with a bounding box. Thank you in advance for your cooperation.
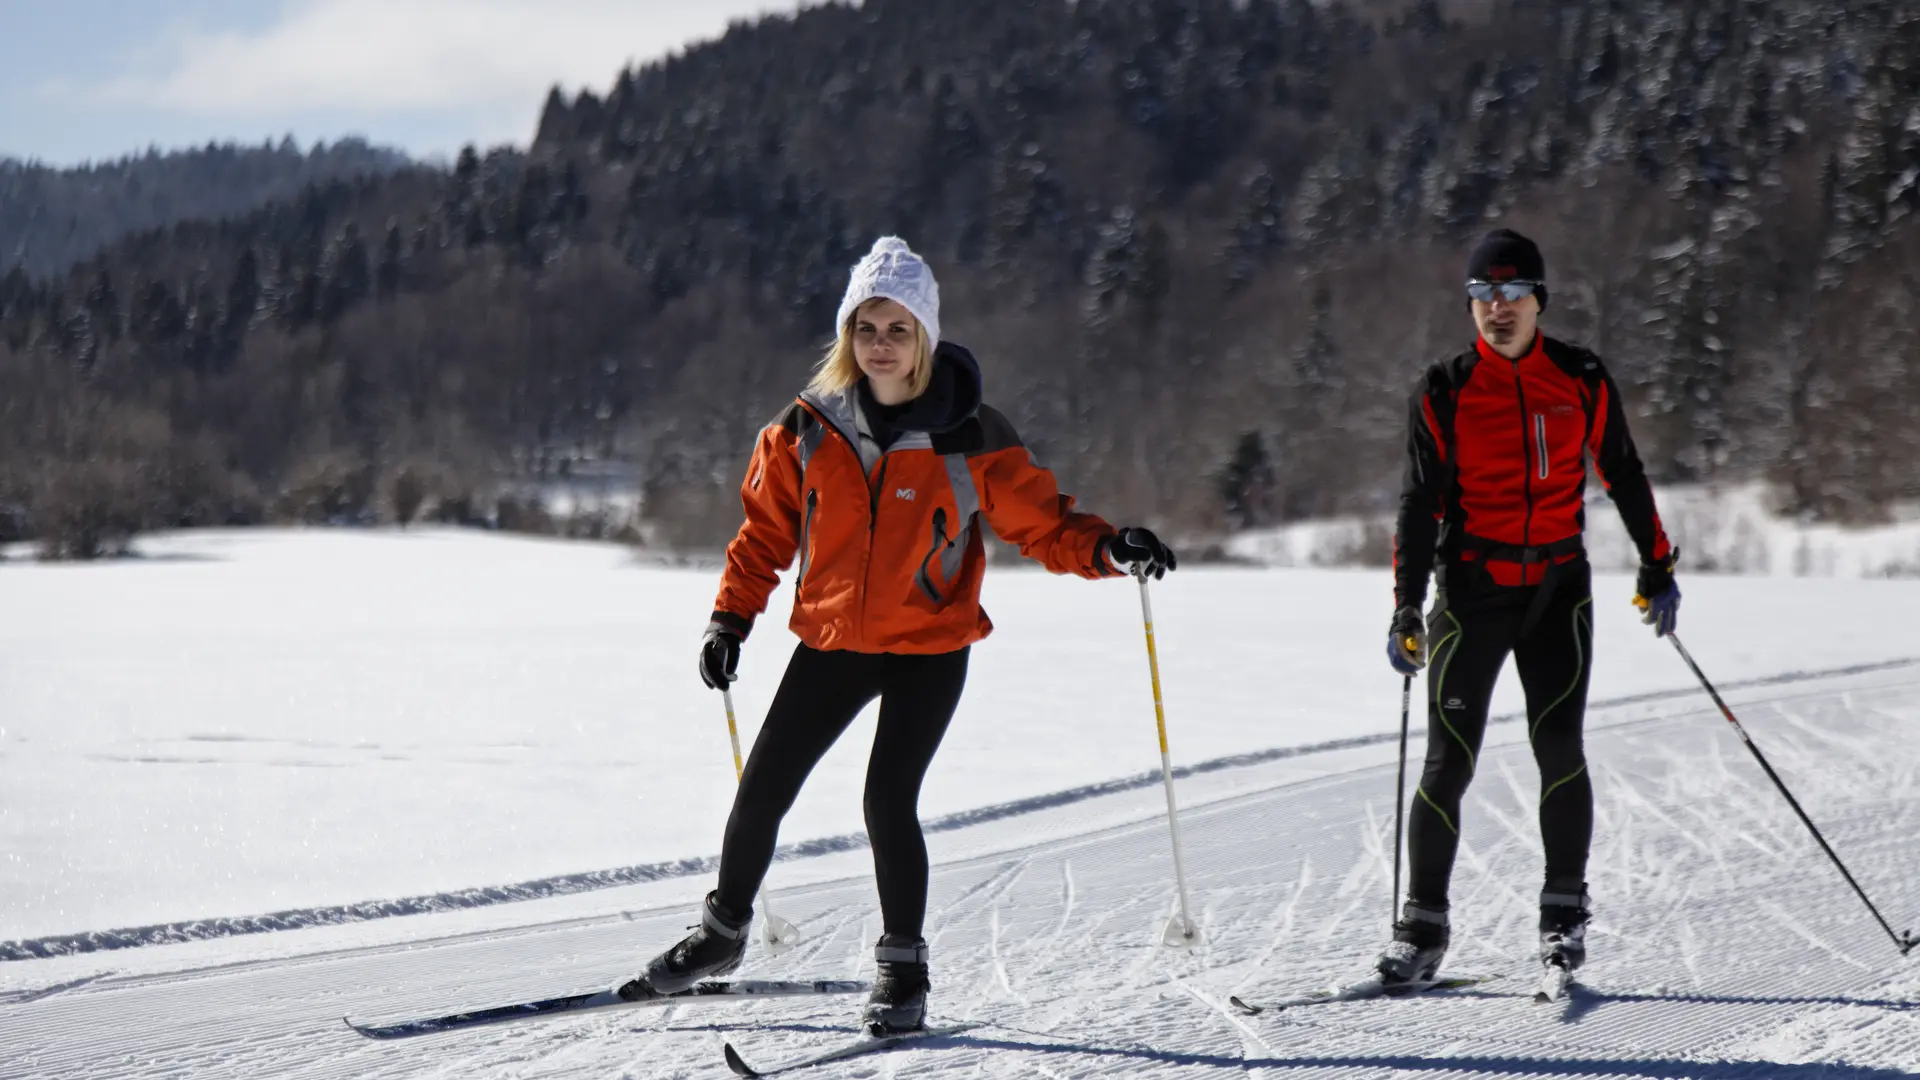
[4,529,1919,1078]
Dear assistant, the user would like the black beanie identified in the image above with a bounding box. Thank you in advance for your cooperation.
[1467,229,1548,310]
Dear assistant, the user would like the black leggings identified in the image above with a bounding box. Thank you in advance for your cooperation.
[1406,574,1595,908]
[715,644,969,937]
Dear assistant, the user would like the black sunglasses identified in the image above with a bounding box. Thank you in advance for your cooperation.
[1466,279,1542,303]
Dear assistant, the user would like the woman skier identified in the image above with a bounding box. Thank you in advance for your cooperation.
[635,236,1177,1034]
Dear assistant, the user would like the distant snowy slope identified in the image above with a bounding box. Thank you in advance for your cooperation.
[1227,483,1920,577]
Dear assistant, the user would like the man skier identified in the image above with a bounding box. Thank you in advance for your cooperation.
[1381,229,1680,989]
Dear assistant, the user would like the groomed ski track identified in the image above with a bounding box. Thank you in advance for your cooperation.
[5,662,1919,1078]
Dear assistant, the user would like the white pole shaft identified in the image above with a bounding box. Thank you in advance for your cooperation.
[1137,573,1196,938]
[1160,748,1196,935]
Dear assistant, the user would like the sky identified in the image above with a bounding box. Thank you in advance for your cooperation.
[0,0,813,167]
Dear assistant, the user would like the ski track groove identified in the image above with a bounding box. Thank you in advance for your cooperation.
[1052,859,1076,944]
[6,669,1920,1077]
[0,970,116,1004]
[1234,858,1314,995]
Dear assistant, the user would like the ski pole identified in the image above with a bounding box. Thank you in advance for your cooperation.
[1135,568,1199,947]
[1393,673,1412,929]
[722,688,801,950]
[1664,634,1915,955]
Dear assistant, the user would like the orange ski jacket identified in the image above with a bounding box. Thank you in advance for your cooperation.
[710,344,1122,654]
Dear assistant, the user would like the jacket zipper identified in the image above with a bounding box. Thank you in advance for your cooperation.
[1511,357,1535,551]
[795,488,818,591]
[1534,414,1549,481]
[859,454,889,643]
[869,456,889,525]
[799,397,880,642]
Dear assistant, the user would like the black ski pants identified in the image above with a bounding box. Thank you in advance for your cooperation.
[715,643,968,938]
[1406,563,1595,908]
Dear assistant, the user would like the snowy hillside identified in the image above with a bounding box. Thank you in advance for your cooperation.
[4,530,1919,1077]
[1226,483,1920,578]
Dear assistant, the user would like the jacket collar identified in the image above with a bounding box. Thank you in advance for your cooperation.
[799,341,984,453]
[1473,330,1545,368]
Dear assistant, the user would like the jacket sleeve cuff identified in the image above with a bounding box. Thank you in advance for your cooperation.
[709,610,754,639]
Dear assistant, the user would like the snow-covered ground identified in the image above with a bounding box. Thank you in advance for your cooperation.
[4,529,1919,1077]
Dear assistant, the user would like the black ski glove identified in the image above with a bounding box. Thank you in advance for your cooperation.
[1105,527,1177,579]
[698,623,742,690]
[1633,549,1681,637]
[1387,606,1428,676]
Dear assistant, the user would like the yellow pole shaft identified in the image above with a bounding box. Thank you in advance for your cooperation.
[1137,570,1195,941]
[723,688,746,781]
[1144,605,1171,755]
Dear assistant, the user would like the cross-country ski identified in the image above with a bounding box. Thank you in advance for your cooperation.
[721,1021,986,1077]
[343,979,867,1039]
[1229,973,1499,1014]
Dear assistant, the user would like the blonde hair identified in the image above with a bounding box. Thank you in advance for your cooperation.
[807,298,934,399]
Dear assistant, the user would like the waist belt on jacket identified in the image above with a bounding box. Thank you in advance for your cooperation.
[1450,534,1586,636]
[1455,534,1586,565]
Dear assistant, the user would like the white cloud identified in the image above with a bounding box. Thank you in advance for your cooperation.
[80,0,806,143]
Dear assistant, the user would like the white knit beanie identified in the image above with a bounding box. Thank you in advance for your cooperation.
[835,236,940,351]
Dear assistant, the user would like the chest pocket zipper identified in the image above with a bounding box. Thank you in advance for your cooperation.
[914,506,979,605]
[1534,414,1550,481]
[914,456,982,605]
[795,489,818,590]
[915,509,951,603]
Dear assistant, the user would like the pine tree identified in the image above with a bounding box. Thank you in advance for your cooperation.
[1217,430,1277,528]
[375,223,404,300]
[320,224,371,323]
[1224,169,1287,291]
[1083,208,1170,338]
[83,269,121,345]
[130,280,185,354]
[222,249,260,343]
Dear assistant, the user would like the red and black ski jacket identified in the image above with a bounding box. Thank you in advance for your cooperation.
[1392,333,1672,611]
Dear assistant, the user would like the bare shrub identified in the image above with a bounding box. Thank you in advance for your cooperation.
[495,493,556,535]
[274,453,377,524]
[389,466,429,527]
[34,459,149,560]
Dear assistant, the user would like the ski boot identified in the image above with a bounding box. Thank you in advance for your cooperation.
[862,934,930,1035]
[1376,900,1450,987]
[1539,886,1591,972]
[627,891,750,997]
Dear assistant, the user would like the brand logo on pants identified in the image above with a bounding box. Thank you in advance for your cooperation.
[1445,697,1464,709]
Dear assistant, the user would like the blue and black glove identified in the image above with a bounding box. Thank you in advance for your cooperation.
[1633,550,1681,637]
[1387,606,1427,676]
